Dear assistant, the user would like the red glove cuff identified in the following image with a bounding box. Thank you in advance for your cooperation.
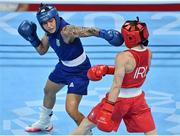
[102,99,115,112]
[106,99,115,105]
[107,65,115,75]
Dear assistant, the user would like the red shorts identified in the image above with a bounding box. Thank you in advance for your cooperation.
[88,91,155,133]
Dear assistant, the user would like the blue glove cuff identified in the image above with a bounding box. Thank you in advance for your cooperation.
[30,38,41,48]
[99,29,107,38]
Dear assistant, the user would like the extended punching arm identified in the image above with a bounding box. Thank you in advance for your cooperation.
[99,29,124,47]
[18,20,41,48]
[87,65,115,81]
[60,25,124,46]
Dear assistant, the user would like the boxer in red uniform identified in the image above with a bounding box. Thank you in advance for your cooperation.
[70,17,158,135]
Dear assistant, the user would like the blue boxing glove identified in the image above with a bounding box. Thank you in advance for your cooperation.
[18,20,41,48]
[99,29,124,46]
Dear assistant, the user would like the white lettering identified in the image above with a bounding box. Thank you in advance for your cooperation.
[134,66,148,79]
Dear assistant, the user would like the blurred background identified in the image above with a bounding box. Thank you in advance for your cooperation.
[0,0,180,135]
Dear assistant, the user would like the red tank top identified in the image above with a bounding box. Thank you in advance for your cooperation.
[121,48,150,88]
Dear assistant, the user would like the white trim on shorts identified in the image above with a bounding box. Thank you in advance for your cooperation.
[118,88,142,98]
[61,51,86,67]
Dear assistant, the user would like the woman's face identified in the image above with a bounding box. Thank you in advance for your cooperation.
[42,18,56,33]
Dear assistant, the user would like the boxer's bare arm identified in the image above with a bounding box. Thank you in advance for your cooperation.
[61,25,100,44]
[36,34,50,55]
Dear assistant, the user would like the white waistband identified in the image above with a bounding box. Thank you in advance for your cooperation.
[118,88,142,98]
[61,51,86,67]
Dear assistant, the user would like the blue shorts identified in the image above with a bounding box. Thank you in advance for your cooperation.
[49,57,91,95]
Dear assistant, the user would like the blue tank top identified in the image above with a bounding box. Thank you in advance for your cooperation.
[48,17,84,61]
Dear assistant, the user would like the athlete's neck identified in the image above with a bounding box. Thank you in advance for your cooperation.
[131,45,144,50]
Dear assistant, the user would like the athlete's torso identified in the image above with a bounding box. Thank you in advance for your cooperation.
[121,48,150,88]
[48,17,84,61]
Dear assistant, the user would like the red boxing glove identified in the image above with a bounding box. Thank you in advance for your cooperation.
[96,100,115,132]
[87,65,115,81]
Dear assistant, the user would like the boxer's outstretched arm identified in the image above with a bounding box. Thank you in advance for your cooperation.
[61,25,124,46]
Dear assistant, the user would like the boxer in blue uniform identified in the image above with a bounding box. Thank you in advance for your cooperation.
[18,4,124,132]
